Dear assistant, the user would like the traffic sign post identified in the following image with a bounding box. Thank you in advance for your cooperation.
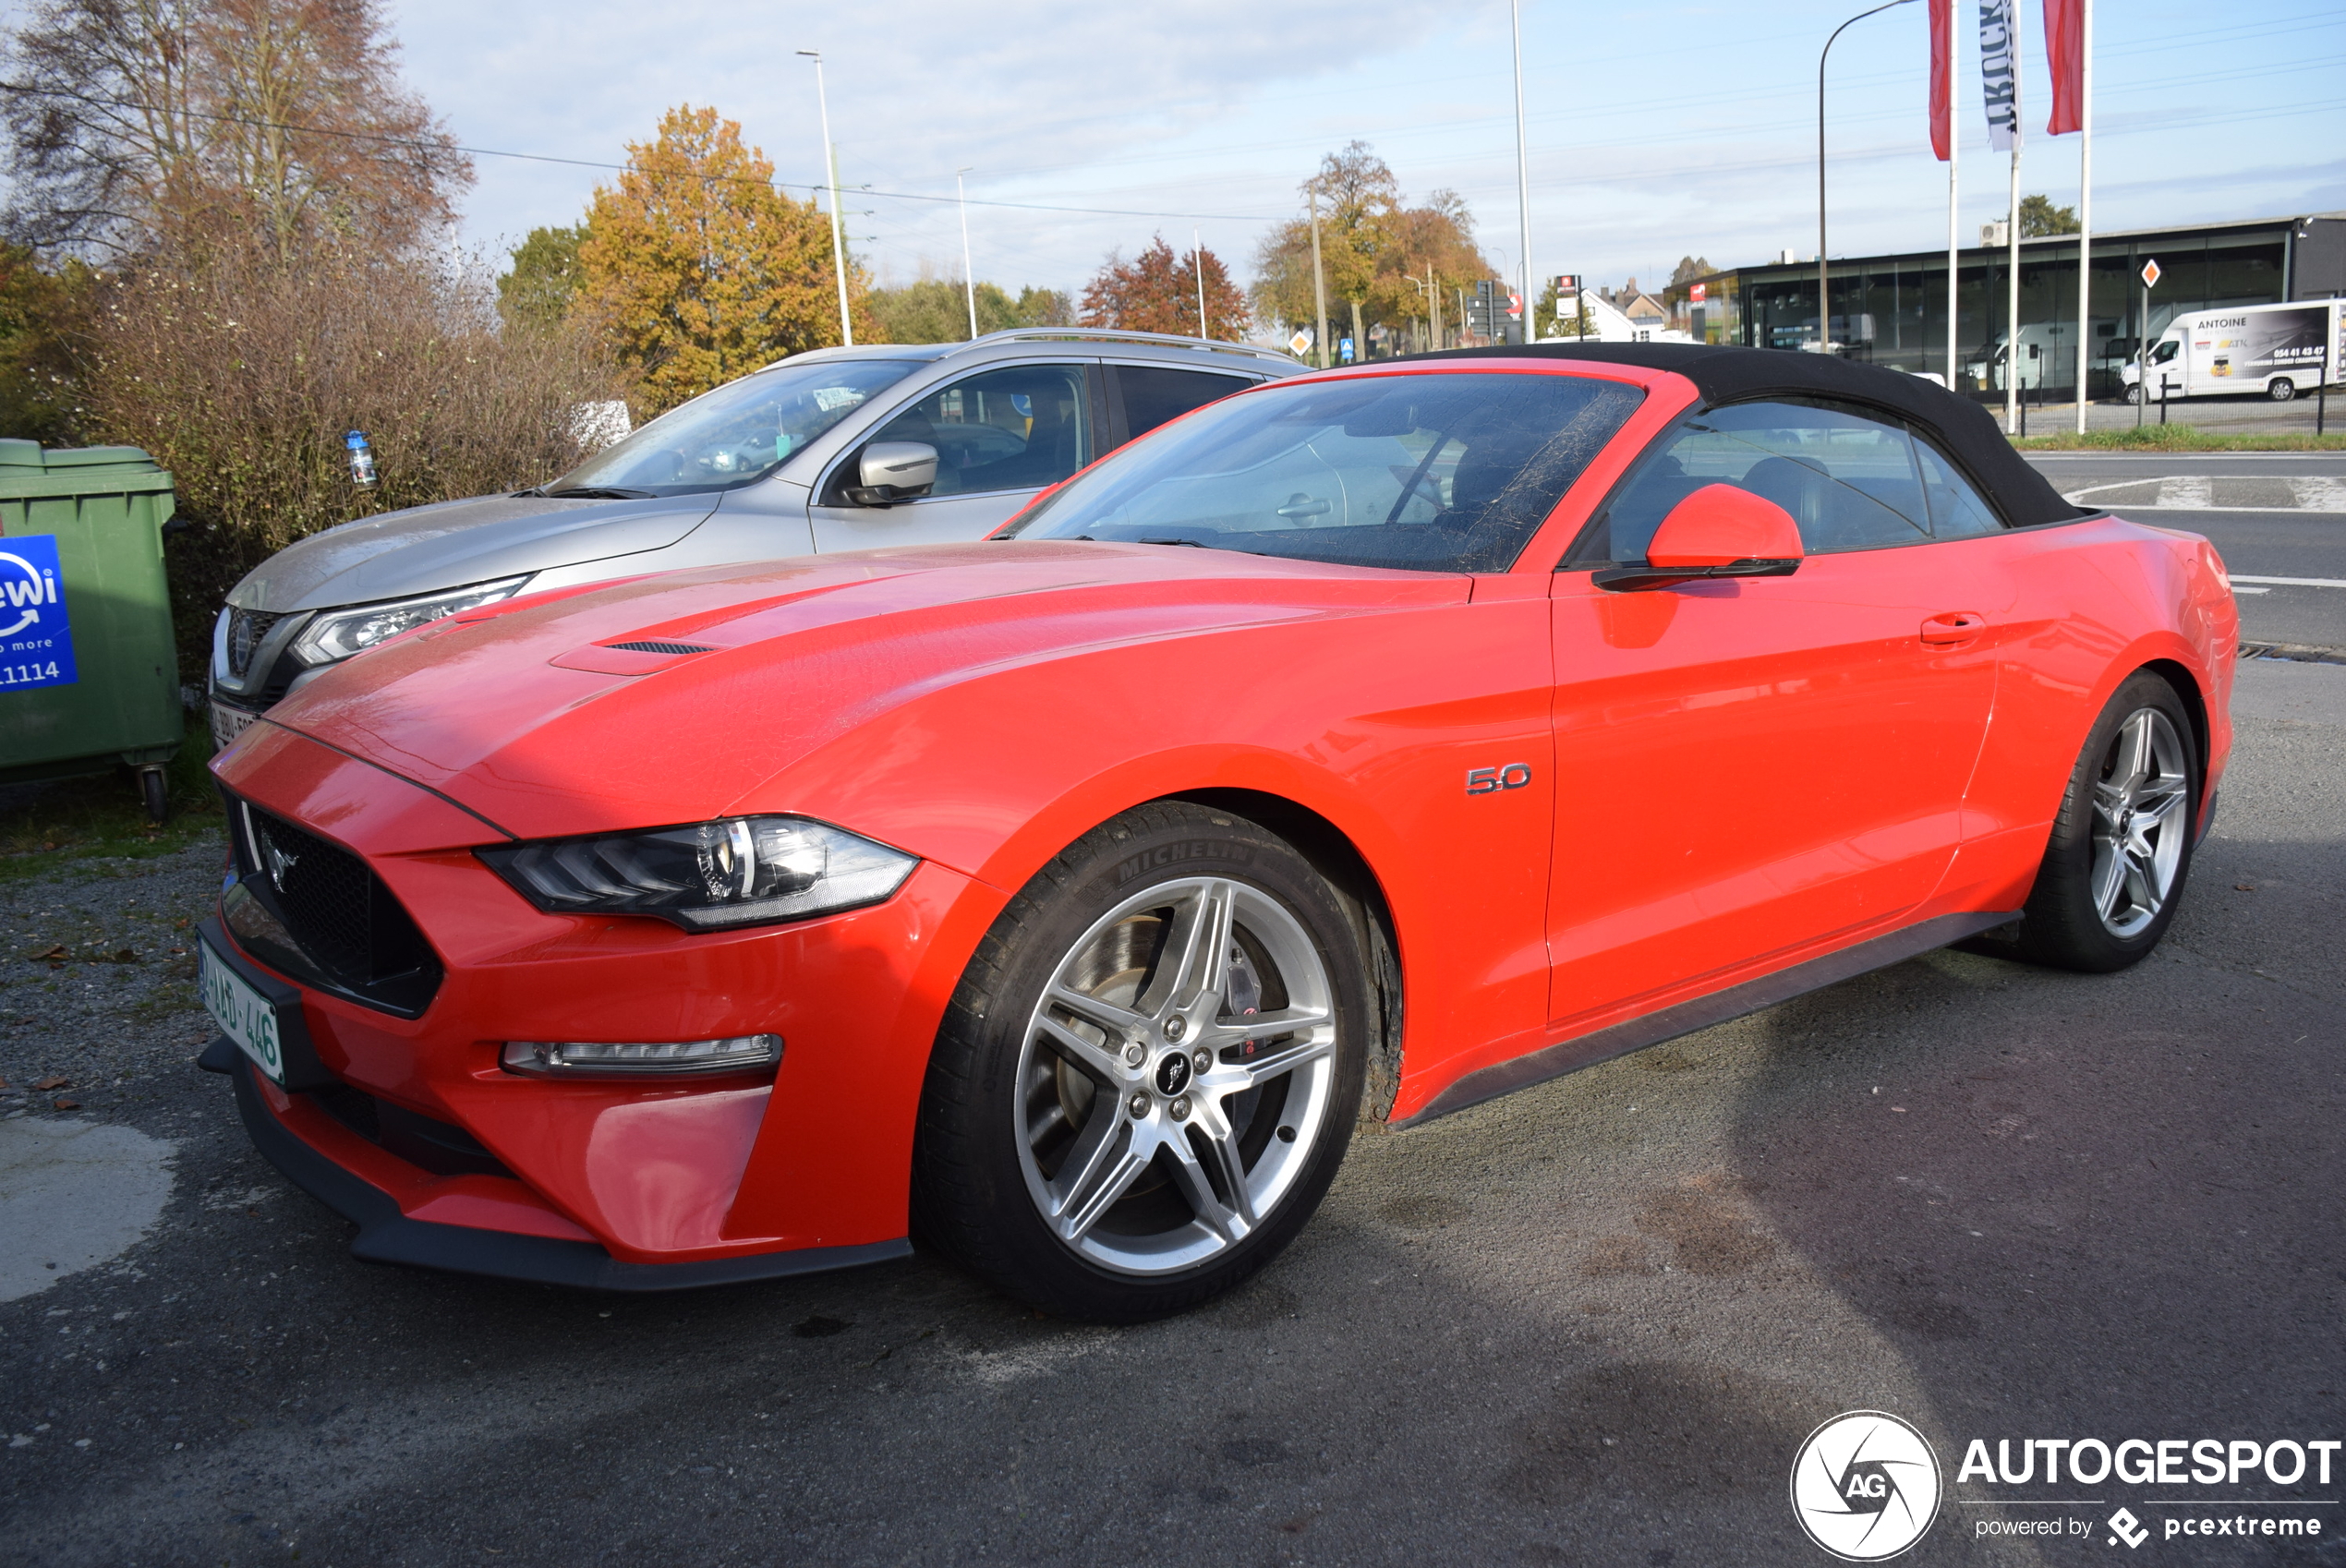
[2136,258,2159,429]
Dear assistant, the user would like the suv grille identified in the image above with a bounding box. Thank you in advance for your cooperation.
[224,796,442,1016]
[226,608,287,678]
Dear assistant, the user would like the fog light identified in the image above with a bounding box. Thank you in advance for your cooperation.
[501,1034,782,1078]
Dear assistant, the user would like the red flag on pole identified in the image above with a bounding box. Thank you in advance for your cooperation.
[1928,0,1953,159]
[2044,0,2084,133]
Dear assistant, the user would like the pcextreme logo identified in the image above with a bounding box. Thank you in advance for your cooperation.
[1791,1411,1943,1561]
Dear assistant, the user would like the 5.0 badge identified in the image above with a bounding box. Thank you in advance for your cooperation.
[1465,763,1533,795]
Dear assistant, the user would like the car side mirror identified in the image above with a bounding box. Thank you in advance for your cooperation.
[1594,483,1804,593]
[843,441,938,508]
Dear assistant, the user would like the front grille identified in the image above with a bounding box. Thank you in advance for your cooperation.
[224,795,443,1016]
[603,640,713,654]
[226,608,287,678]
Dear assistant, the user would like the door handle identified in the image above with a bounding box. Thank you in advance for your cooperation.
[1920,611,1987,645]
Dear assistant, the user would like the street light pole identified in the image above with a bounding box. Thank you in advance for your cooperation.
[955,167,977,341]
[1509,0,1533,344]
[1194,228,1209,342]
[796,50,853,348]
[1818,0,1917,355]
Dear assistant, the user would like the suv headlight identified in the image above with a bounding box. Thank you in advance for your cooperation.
[289,575,532,666]
[477,816,917,931]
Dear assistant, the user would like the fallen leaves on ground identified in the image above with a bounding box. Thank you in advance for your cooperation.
[31,1076,69,1091]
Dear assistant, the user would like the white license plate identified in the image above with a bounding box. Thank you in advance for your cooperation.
[200,936,285,1085]
[209,703,258,751]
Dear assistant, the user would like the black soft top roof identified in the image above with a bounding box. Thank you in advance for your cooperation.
[1404,342,2083,528]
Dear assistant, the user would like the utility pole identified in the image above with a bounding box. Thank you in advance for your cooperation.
[1194,228,1209,342]
[956,167,977,341]
[1510,0,1533,344]
[1309,185,1330,369]
[797,51,853,348]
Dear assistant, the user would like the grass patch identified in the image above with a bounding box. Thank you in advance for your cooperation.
[2012,424,2346,452]
[0,715,224,882]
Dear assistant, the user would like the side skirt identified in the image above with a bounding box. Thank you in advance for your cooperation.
[1389,910,2018,1128]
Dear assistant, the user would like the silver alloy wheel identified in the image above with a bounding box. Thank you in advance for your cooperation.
[1013,875,1337,1276]
[2089,706,2191,938]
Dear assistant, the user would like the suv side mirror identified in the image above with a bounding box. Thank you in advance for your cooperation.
[843,441,938,507]
[1594,483,1804,593]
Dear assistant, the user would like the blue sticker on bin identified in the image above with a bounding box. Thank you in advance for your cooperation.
[0,534,77,691]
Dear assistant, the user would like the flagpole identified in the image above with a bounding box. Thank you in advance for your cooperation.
[1945,0,1960,389]
[2005,10,2023,436]
[2074,0,2093,432]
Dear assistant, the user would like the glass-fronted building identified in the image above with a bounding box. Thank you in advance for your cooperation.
[1677,214,2344,398]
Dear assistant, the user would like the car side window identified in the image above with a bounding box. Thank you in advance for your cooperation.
[1588,399,1932,561]
[1912,439,2003,538]
[863,363,1093,499]
[1114,367,1252,443]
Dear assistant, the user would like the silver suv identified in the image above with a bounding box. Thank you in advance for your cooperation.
[207,329,1296,742]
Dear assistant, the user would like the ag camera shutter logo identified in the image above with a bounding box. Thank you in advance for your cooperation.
[0,535,77,691]
[1791,1411,1942,1561]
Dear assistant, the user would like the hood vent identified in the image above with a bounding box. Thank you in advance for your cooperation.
[603,640,714,655]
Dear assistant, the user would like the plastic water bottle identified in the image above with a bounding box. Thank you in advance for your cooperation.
[346,430,378,487]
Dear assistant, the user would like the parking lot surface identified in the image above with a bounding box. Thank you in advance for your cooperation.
[2,662,2340,1568]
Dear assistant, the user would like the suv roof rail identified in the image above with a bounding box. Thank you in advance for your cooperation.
[952,327,1299,367]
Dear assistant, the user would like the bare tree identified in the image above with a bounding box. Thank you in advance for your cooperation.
[2,0,471,259]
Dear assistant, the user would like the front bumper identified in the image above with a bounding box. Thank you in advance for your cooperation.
[202,1038,910,1290]
[206,723,1001,1286]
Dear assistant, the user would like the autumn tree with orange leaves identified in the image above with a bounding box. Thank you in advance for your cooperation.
[1079,235,1249,341]
[577,104,866,413]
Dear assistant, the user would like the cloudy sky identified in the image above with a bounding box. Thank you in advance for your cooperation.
[26,0,2346,314]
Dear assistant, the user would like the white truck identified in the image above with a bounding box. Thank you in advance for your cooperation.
[1963,320,2121,394]
[2121,298,2345,404]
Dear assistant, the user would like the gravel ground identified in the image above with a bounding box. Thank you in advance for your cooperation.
[1,837,224,1132]
[0,662,2340,1567]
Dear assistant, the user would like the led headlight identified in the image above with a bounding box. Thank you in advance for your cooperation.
[502,1033,781,1078]
[289,574,532,665]
[477,816,917,931]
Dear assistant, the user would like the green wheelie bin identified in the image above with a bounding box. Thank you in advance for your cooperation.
[0,439,185,822]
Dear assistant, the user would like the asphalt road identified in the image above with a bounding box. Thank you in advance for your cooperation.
[3,659,2341,1568]
[2027,452,2346,653]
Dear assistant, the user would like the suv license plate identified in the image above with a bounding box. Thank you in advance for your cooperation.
[210,703,258,750]
[200,935,285,1086]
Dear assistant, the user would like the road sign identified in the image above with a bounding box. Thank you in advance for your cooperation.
[1553,274,1579,293]
[1288,329,1312,356]
[2141,259,2161,290]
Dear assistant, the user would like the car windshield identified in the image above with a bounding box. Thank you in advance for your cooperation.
[546,357,922,498]
[1005,370,1642,573]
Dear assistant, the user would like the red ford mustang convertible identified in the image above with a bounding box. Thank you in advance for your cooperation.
[200,344,2237,1321]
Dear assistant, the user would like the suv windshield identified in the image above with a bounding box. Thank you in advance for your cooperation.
[1005,370,1641,573]
[547,358,922,498]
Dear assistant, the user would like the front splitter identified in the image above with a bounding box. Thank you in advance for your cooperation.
[208,1042,912,1292]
